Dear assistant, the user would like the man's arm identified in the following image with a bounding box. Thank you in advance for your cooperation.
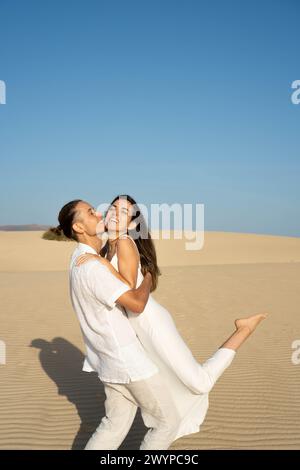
[85,260,152,313]
[117,272,152,314]
[97,256,132,286]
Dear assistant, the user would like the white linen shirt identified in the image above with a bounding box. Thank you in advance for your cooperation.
[69,242,159,383]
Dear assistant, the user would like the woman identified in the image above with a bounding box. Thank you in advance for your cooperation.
[76,194,268,441]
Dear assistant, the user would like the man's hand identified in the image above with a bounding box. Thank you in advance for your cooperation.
[76,253,101,266]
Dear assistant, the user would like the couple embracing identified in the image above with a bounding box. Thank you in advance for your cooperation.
[57,195,267,450]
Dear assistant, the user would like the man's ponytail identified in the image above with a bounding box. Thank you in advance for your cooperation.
[58,200,82,241]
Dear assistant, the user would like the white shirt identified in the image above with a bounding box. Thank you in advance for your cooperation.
[69,243,159,383]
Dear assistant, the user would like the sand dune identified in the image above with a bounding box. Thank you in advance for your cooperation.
[0,230,300,271]
[0,231,299,449]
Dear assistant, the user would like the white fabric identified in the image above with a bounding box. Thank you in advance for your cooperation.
[85,373,183,450]
[110,234,236,441]
[69,242,159,383]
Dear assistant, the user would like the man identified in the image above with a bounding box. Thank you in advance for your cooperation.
[58,199,181,450]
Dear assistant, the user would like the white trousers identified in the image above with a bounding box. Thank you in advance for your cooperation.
[84,347,236,450]
[84,371,181,450]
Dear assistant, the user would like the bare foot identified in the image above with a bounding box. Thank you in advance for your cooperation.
[235,313,268,333]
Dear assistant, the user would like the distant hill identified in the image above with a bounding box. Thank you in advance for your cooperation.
[0,224,51,231]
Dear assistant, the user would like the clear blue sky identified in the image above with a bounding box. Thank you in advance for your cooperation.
[0,0,299,236]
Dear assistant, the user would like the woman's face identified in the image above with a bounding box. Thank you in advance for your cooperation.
[105,199,133,235]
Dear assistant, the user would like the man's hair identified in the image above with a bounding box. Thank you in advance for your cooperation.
[57,200,83,241]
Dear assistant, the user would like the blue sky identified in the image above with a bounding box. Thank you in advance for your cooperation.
[0,0,299,236]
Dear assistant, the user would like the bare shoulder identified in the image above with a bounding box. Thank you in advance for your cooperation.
[116,235,139,259]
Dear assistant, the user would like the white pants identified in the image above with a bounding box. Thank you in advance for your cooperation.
[84,347,236,450]
[84,371,182,450]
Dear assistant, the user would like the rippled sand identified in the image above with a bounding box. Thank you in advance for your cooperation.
[0,231,299,449]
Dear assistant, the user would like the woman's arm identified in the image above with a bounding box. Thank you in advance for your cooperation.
[76,252,152,314]
[117,272,152,314]
[116,238,139,289]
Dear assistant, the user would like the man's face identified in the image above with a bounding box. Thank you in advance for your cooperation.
[73,201,105,237]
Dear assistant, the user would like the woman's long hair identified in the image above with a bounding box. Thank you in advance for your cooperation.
[101,194,161,291]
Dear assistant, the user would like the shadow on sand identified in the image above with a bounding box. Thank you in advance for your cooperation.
[30,337,146,449]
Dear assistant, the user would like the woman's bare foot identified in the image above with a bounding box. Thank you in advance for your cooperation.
[235,313,268,333]
[220,313,269,351]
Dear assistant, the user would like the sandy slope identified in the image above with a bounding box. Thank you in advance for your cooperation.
[0,231,299,449]
[0,230,300,271]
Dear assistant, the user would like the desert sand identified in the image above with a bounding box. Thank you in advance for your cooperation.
[0,230,299,449]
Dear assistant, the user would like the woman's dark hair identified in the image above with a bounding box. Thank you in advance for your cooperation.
[57,199,82,241]
[101,194,161,291]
